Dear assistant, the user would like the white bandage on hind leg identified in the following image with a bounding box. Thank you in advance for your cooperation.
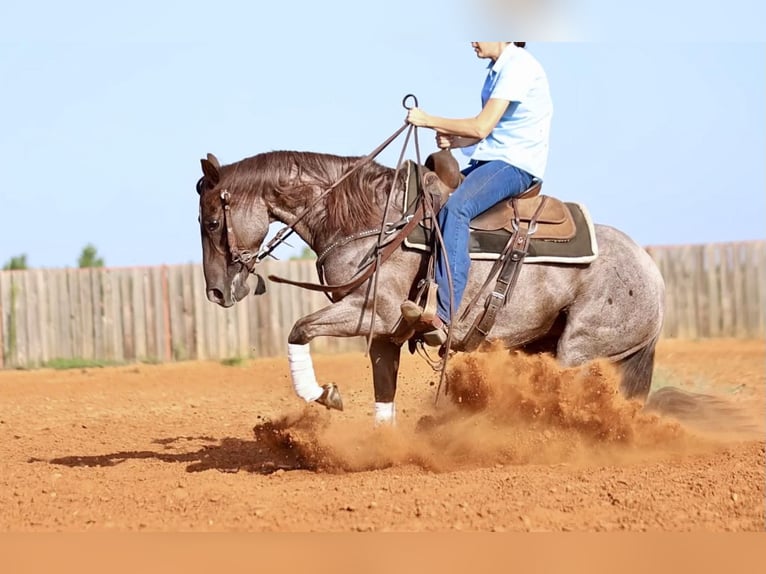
[374,402,396,425]
[288,343,324,402]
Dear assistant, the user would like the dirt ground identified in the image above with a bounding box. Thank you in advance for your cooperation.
[0,339,763,532]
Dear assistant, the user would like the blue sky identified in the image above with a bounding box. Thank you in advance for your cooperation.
[0,2,764,268]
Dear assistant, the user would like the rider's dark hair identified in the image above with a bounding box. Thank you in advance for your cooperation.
[513,42,527,48]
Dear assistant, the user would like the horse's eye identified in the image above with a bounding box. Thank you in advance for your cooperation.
[206,219,220,232]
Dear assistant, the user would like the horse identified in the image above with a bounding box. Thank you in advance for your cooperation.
[196,149,665,425]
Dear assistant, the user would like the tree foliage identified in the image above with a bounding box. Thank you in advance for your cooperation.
[78,244,105,268]
[289,246,316,260]
[2,254,28,270]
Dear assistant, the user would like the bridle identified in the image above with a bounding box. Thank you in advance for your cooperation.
[218,189,258,274]
[214,94,422,273]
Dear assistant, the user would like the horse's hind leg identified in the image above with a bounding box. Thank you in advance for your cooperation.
[556,314,659,402]
[557,327,658,402]
[370,339,402,425]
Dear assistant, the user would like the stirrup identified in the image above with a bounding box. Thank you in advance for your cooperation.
[315,383,344,411]
[422,326,447,348]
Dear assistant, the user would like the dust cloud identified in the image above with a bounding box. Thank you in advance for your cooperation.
[254,346,760,473]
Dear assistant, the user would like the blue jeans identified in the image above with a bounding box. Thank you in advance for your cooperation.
[435,160,533,323]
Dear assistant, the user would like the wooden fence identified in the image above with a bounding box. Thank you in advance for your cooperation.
[646,241,765,339]
[1,241,764,368]
[0,260,364,369]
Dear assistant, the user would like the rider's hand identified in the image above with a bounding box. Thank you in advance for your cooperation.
[435,133,454,149]
[406,107,431,127]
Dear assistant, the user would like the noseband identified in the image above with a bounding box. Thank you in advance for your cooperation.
[219,189,257,273]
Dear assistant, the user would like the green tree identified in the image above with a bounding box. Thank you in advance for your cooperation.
[78,244,105,268]
[2,254,28,270]
[289,246,316,260]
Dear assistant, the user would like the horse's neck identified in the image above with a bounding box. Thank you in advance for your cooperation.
[268,160,402,255]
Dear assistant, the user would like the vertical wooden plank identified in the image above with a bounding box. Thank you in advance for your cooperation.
[277,266,291,356]
[691,245,705,338]
[147,266,163,361]
[68,269,83,359]
[704,244,721,337]
[160,266,172,362]
[223,304,234,359]
[55,269,71,359]
[15,272,29,366]
[111,270,125,362]
[100,268,115,361]
[132,267,147,360]
[759,241,766,338]
[21,271,39,366]
[91,268,104,361]
[757,242,766,338]
[191,264,205,360]
[202,272,217,360]
[140,267,155,361]
[731,242,745,337]
[80,268,95,360]
[166,266,182,361]
[0,271,5,368]
[42,269,57,363]
[150,266,165,361]
[166,265,178,360]
[35,269,49,363]
[120,269,135,360]
[192,265,215,359]
[88,269,102,361]
[236,287,250,358]
[181,265,195,360]
[663,248,678,338]
[719,244,734,337]
[685,245,700,339]
[252,261,270,358]
[680,246,691,338]
[746,242,763,338]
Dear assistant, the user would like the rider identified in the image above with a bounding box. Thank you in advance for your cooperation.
[403,41,553,346]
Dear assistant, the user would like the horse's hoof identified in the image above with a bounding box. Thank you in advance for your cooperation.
[316,383,344,411]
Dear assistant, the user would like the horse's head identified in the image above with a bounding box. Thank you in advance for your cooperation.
[197,153,268,307]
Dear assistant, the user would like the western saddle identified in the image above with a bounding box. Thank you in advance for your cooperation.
[422,149,575,241]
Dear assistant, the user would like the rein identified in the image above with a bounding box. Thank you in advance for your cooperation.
[217,94,455,403]
[253,121,411,265]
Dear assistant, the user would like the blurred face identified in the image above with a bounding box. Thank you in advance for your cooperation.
[470,42,506,60]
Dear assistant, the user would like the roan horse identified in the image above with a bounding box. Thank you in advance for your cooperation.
[196,150,665,425]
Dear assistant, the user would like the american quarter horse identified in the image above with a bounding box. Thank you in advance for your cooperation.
[196,150,665,425]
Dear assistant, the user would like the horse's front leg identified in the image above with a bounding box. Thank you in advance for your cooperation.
[369,338,401,425]
[286,299,402,424]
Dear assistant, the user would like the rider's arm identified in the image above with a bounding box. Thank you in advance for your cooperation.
[447,135,483,148]
[408,98,510,140]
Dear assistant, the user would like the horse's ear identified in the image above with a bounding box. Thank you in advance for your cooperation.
[200,156,221,186]
[206,153,221,170]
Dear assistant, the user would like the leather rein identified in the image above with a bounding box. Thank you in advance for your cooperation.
[219,95,428,302]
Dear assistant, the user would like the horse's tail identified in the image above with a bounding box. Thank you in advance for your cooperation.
[643,386,762,436]
[619,334,761,436]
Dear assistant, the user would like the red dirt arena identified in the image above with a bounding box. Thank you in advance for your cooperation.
[0,339,763,532]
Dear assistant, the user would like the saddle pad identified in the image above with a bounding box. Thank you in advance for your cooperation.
[400,164,599,264]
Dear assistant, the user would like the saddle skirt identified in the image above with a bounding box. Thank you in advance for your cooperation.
[469,195,576,241]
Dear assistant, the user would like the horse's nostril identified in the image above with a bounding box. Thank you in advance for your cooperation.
[208,288,225,303]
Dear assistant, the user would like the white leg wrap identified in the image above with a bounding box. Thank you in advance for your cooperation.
[288,343,324,403]
[374,402,396,426]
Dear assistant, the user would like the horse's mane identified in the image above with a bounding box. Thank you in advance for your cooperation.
[219,151,398,235]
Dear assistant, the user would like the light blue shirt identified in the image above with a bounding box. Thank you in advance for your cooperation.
[470,44,553,179]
